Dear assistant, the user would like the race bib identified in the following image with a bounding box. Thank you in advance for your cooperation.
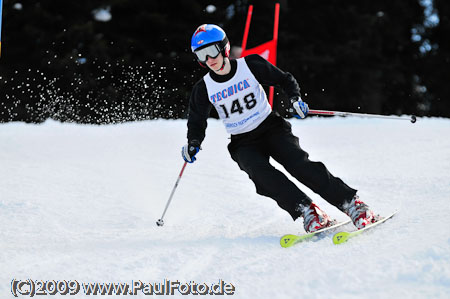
[204,58,272,135]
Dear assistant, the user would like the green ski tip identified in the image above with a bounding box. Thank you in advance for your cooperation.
[332,211,397,245]
[280,234,302,248]
[280,220,351,248]
[333,231,351,244]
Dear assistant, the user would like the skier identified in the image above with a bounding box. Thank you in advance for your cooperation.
[182,24,377,233]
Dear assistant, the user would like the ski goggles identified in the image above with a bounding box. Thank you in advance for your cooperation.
[194,44,221,63]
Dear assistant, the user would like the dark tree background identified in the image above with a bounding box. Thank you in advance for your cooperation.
[0,0,448,123]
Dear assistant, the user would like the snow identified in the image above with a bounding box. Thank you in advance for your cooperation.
[13,3,23,11]
[206,5,217,14]
[1,116,449,298]
[92,7,112,22]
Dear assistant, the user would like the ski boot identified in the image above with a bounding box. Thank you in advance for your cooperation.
[301,203,334,233]
[342,195,378,229]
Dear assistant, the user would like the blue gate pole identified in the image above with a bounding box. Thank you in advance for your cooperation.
[0,0,3,57]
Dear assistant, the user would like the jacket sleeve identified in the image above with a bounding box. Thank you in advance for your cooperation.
[187,79,212,144]
[244,54,301,99]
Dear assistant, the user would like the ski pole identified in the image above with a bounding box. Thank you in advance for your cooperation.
[156,161,188,227]
[309,109,417,123]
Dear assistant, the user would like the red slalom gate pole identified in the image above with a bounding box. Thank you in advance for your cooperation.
[241,5,253,52]
[156,161,188,227]
[268,3,280,107]
[309,109,417,123]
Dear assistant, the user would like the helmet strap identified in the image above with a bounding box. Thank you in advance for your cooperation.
[219,58,226,71]
[219,41,230,71]
[197,61,207,68]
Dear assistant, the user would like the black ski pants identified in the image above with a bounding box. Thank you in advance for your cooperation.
[228,112,357,220]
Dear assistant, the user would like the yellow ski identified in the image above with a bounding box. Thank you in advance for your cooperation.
[281,220,351,248]
[333,212,397,245]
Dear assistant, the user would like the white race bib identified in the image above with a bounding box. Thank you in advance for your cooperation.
[204,58,272,135]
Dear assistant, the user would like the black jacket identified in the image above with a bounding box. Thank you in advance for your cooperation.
[187,54,301,144]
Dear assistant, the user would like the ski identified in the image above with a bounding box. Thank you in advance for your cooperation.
[333,211,397,245]
[280,220,352,248]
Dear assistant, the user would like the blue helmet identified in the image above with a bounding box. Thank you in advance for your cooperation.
[191,24,230,64]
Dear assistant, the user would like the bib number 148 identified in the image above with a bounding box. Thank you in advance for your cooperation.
[219,93,257,118]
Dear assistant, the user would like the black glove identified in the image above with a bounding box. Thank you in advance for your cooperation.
[181,140,201,163]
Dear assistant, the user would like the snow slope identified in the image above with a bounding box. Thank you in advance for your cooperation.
[1,116,449,298]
